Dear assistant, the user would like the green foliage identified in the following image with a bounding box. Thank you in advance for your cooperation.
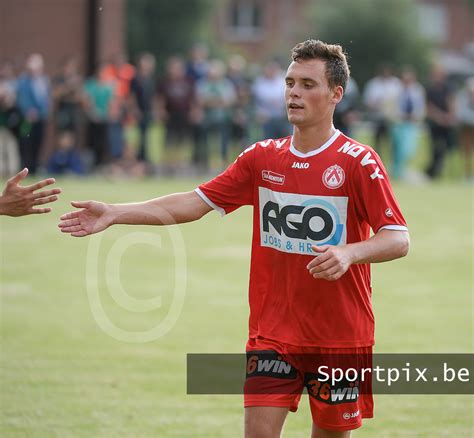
[126,0,212,72]
[310,0,433,86]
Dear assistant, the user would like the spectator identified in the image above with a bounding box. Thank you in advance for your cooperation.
[47,130,85,175]
[186,43,210,82]
[52,56,83,137]
[252,60,290,139]
[157,56,196,172]
[0,60,17,98]
[16,53,50,174]
[456,76,474,180]
[101,53,135,159]
[334,76,359,137]
[129,52,156,163]
[391,67,426,180]
[0,82,21,177]
[83,64,113,167]
[425,65,456,179]
[227,54,253,147]
[363,64,401,154]
[195,59,236,168]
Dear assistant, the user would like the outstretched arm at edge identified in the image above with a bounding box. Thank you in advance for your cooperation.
[0,168,61,217]
[58,190,213,237]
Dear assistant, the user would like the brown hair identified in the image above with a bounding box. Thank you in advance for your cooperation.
[291,40,350,90]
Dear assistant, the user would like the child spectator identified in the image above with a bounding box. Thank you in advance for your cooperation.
[47,130,85,175]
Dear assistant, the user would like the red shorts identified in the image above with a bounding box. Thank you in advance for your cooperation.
[244,337,373,432]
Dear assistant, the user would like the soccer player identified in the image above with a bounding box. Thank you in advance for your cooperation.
[0,168,61,216]
[58,40,409,437]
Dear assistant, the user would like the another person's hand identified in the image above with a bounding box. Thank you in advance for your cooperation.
[306,245,353,281]
[58,201,114,237]
[0,168,61,216]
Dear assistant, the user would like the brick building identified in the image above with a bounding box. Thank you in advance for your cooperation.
[213,0,474,73]
[0,0,125,75]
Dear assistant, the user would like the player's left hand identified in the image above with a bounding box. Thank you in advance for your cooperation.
[306,245,353,281]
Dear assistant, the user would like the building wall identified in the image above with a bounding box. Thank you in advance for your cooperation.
[418,0,474,51]
[214,0,312,62]
[213,0,474,63]
[0,0,124,75]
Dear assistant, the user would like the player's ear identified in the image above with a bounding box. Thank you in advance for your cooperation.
[331,85,343,105]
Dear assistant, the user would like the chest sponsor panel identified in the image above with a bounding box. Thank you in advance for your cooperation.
[258,187,348,255]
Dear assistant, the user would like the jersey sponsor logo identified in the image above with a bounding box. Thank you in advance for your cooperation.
[337,141,384,180]
[262,170,285,185]
[292,161,310,169]
[259,187,347,255]
[322,164,345,189]
[246,351,297,379]
[306,374,360,405]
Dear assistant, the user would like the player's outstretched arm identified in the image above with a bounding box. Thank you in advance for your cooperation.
[0,168,61,217]
[307,229,410,281]
[58,190,213,237]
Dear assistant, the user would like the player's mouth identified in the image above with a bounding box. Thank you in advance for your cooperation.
[288,103,304,111]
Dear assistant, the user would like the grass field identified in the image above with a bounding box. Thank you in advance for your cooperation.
[1,175,472,437]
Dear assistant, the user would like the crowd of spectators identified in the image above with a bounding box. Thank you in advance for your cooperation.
[0,46,473,181]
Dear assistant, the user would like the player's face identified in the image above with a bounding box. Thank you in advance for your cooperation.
[285,59,343,127]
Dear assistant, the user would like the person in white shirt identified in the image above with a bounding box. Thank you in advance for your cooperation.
[363,64,401,154]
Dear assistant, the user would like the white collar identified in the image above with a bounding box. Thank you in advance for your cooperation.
[289,129,341,158]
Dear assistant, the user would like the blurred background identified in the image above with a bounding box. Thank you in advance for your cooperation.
[1,0,473,181]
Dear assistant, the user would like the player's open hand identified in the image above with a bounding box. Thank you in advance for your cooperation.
[306,245,353,281]
[58,200,113,237]
[0,168,61,217]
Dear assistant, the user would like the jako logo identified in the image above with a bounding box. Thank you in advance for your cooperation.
[343,410,360,420]
[292,162,310,169]
[262,170,285,185]
[259,188,348,254]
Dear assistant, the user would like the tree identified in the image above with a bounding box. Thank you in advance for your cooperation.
[127,0,212,72]
[310,0,432,87]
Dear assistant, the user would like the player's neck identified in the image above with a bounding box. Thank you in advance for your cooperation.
[292,123,336,154]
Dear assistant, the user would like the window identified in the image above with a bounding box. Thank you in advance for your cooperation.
[416,3,448,43]
[227,0,263,40]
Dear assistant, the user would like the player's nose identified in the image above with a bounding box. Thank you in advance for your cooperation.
[289,85,301,98]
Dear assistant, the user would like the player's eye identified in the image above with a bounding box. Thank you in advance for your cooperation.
[303,82,314,89]
[285,81,294,87]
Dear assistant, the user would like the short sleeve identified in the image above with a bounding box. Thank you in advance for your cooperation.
[196,145,256,215]
[349,150,407,233]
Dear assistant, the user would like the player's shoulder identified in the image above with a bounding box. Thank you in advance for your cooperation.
[255,136,292,151]
[238,136,292,157]
[336,132,379,158]
[336,132,386,180]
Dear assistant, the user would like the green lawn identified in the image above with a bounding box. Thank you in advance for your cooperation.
[1,176,472,437]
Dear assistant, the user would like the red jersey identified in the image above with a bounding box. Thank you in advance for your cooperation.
[196,130,407,348]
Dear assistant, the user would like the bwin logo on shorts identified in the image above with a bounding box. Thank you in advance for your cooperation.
[258,187,348,255]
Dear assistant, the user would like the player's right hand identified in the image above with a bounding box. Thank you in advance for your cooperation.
[58,200,113,237]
